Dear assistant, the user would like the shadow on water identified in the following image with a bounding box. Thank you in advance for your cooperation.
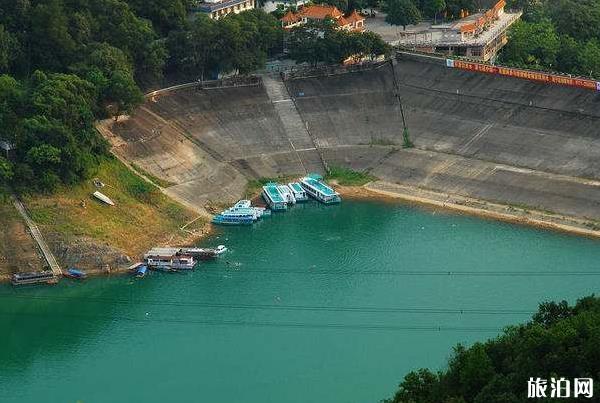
[0,274,165,376]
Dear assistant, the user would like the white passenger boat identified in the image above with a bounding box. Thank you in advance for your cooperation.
[300,174,341,204]
[277,185,296,204]
[287,182,308,202]
[261,183,287,211]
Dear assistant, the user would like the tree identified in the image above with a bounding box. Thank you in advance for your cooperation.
[125,0,188,35]
[0,156,13,183]
[500,19,559,69]
[384,296,600,403]
[29,0,77,72]
[577,40,600,78]
[0,25,20,73]
[384,0,421,30]
[424,0,445,22]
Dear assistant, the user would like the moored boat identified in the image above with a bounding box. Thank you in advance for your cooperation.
[136,265,148,278]
[277,184,296,205]
[144,248,196,270]
[300,174,341,204]
[64,268,87,279]
[262,183,287,211]
[287,182,309,202]
[212,209,255,225]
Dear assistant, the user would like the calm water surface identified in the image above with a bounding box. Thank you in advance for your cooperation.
[1,200,599,403]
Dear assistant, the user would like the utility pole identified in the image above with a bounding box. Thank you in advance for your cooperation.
[389,57,413,148]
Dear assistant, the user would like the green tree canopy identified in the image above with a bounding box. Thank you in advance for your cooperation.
[385,296,600,403]
[384,0,421,30]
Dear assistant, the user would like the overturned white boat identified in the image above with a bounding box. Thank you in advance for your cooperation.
[93,191,115,206]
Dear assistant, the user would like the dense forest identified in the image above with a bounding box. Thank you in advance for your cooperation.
[1,0,599,193]
[0,0,388,193]
[384,296,600,402]
[499,0,600,78]
[0,0,284,193]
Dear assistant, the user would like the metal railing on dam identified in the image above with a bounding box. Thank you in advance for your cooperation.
[145,76,261,98]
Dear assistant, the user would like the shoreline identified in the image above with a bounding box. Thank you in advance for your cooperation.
[336,181,600,240]
[0,221,216,285]
[5,180,600,285]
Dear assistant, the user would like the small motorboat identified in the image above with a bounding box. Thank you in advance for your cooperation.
[215,245,228,255]
[64,268,87,279]
[136,265,148,278]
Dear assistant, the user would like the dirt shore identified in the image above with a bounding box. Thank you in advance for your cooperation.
[336,181,600,239]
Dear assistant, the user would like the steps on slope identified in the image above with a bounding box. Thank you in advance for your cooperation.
[261,74,327,174]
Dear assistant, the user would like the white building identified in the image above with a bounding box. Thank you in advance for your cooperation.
[194,0,256,20]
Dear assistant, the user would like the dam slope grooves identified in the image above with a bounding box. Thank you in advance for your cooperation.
[105,55,600,226]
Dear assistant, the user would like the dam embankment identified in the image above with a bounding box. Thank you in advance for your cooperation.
[105,53,600,229]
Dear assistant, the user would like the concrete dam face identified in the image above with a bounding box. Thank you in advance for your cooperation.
[107,54,600,220]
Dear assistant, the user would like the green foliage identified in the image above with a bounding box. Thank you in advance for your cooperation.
[288,20,391,65]
[501,0,600,79]
[0,156,12,182]
[500,19,559,69]
[384,296,600,403]
[0,24,20,73]
[384,0,421,29]
[325,166,376,186]
[167,10,282,78]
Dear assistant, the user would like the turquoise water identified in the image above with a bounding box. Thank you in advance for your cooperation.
[1,200,599,403]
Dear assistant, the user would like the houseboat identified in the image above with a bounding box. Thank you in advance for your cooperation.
[261,183,287,211]
[300,174,341,204]
[212,208,255,225]
[287,182,308,202]
[181,245,227,260]
[144,248,196,271]
[11,271,57,286]
[277,185,296,205]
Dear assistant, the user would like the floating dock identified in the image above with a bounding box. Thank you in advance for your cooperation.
[144,247,195,270]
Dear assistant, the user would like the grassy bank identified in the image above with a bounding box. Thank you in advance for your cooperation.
[0,195,45,278]
[325,166,376,186]
[23,157,206,260]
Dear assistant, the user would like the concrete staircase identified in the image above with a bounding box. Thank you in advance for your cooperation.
[13,197,61,277]
[261,74,328,173]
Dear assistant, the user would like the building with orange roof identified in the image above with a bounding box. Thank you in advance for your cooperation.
[280,4,365,32]
[395,0,520,61]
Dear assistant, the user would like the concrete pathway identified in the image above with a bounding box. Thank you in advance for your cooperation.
[261,74,328,173]
[12,197,61,277]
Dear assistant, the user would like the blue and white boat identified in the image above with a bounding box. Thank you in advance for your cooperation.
[262,183,287,211]
[300,174,341,204]
[277,185,296,205]
[212,208,255,225]
[287,182,308,202]
[136,265,148,278]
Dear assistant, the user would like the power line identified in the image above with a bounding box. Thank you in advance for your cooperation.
[0,311,503,333]
[198,269,600,277]
[0,294,535,316]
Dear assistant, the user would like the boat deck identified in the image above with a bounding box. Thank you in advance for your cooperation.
[303,178,336,196]
[263,185,285,202]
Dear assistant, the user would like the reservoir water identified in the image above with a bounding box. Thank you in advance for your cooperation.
[1,200,598,403]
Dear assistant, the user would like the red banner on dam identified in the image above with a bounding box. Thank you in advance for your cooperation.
[446,59,600,91]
